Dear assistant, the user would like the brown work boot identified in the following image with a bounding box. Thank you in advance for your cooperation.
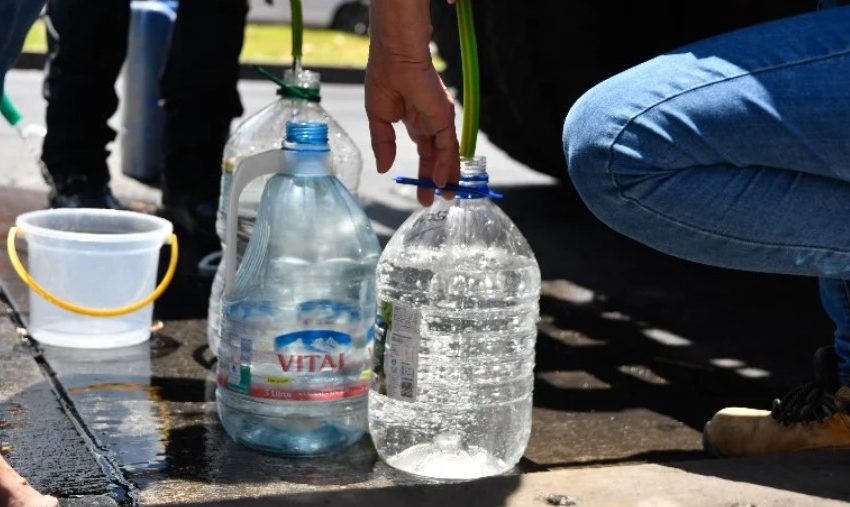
[703,346,850,457]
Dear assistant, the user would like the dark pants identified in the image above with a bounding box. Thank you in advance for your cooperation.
[41,0,247,205]
[0,0,45,94]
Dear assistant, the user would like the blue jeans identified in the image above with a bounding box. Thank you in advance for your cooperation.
[564,7,850,384]
[0,0,43,93]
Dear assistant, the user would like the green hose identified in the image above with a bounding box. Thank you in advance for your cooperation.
[456,0,480,158]
[290,0,303,65]
[1,93,22,127]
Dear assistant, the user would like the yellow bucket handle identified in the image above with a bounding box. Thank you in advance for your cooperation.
[6,226,179,318]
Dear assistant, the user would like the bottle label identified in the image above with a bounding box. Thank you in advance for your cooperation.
[274,329,350,374]
[372,301,421,402]
[218,328,369,401]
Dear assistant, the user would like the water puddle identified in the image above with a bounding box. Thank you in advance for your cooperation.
[41,338,168,490]
[35,327,441,499]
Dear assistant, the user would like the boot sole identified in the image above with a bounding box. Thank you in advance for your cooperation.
[702,422,725,458]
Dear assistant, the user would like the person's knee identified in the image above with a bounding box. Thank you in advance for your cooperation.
[562,74,682,248]
[562,79,631,217]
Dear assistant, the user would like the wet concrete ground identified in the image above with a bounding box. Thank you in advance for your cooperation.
[0,297,114,501]
[0,179,843,505]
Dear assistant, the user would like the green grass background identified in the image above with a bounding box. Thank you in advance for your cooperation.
[24,20,372,68]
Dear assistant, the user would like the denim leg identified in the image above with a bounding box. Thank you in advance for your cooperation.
[565,7,850,382]
[0,0,44,94]
[819,279,850,384]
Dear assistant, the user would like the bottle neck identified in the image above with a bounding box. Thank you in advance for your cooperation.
[280,147,332,177]
[279,69,321,103]
[456,156,490,200]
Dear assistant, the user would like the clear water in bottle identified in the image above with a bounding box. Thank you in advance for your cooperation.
[369,157,540,479]
[207,68,362,355]
[216,122,380,456]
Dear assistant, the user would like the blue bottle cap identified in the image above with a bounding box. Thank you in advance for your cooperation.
[285,122,329,146]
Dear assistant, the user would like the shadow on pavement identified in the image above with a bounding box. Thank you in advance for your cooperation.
[147,473,523,507]
[667,451,850,503]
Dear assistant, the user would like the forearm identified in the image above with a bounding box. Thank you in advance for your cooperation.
[369,0,433,63]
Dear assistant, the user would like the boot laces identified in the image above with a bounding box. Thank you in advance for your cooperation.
[770,381,848,424]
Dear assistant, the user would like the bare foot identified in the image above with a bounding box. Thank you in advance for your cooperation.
[0,456,58,507]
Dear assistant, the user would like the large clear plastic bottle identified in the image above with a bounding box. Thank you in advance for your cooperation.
[369,157,540,479]
[217,122,380,456]
[207,68,362,354]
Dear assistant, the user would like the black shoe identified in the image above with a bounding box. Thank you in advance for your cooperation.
[157,199,220,279]
[48,177,125,210]
[158,199,218,248]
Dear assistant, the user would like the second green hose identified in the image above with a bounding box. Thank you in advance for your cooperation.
[456,0,480,158]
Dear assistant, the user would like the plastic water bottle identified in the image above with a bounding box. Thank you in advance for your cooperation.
[207,68,362,354]
[369,157,540,479]
[216,121,380,455]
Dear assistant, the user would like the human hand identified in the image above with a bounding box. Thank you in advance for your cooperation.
[366,0,460,206]
[0,455,58,507]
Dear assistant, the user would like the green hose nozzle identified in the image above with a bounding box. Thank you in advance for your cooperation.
[1,93,22,127]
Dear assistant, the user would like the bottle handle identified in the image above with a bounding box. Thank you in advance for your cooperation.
[7,227,178,317]
[223,149,286,298]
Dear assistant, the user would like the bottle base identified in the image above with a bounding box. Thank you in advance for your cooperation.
[217,388,366,456]
[381,432,512,480]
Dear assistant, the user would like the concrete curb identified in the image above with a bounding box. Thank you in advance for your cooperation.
[58,496,119,507]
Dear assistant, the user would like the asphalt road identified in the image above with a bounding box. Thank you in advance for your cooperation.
[0,69,557,217]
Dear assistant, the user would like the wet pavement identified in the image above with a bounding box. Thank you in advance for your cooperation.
[0,296,114,502]
[2,179,847,505]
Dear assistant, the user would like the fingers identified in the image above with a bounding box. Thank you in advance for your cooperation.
[415,135,437,206]
[407,100,458,204]
[417,76,459,189]
[433,124,460,201]
[366,60,460,200]
[417,186,436,206]
[368,118,397,173]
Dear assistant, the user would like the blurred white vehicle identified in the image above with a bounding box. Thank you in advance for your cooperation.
[248,0,370,35]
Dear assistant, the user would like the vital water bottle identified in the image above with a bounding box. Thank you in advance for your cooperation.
[369,157,540,478]
[207,68,362,354]
[216,121,380,455]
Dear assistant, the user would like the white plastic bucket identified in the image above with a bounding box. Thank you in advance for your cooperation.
[8,209,176,348]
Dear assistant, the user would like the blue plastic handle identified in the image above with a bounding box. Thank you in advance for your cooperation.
[393,176,504,199]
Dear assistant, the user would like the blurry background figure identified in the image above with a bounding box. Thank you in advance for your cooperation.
[0,0,44,94]
[41,0,248,259]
